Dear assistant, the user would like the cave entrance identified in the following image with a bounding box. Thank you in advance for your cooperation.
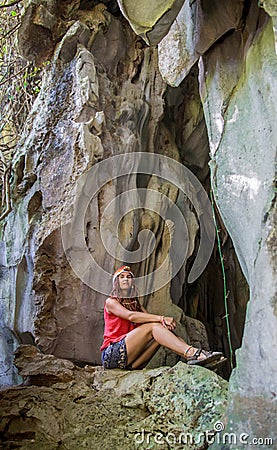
[162,64,249,379]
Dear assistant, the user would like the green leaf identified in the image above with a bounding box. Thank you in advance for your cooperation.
[11,11,17,17]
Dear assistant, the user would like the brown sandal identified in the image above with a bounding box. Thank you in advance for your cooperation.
[205,357,228,370]
[185,348,223,366]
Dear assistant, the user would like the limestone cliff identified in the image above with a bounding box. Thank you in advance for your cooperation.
[0,0,276,448]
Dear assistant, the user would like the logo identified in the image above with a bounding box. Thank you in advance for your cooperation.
[61,153,215,295]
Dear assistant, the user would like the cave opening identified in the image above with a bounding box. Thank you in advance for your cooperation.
[162,63,250,379]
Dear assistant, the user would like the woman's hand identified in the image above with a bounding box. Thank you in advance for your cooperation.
[161,316,176,331]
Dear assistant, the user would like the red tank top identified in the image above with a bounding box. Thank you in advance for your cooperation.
[100,302,138,351]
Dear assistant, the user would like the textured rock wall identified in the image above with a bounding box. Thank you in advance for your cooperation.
[1,0,275,445]
[1,0,235,386]
[201,11,277,449]
[119,0,276,445]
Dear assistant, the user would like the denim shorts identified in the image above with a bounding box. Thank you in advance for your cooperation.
[101,338,128,369]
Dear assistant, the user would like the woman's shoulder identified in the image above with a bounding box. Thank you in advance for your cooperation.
[106,296,117,303]
[105,296,118,312]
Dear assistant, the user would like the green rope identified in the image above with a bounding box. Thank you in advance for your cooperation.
[210,189,234,369]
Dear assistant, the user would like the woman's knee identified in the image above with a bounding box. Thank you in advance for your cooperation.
[151,322,170,339]
[152,323,164,330]
[136,322,162,339]
[140,322,156,337]
[150,323,165,337]
[135,322,164,340]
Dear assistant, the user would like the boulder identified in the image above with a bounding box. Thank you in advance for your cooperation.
[0,345,228,450]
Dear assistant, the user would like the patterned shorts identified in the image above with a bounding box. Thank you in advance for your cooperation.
[101,338,128,369]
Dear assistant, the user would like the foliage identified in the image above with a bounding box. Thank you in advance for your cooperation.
[0,0,45,219]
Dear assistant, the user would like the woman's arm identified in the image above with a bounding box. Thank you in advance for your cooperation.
[105,298,176,330]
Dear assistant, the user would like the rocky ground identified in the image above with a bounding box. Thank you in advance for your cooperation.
[0,345,228,450]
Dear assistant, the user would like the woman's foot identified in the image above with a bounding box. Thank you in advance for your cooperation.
[184,346,223,366]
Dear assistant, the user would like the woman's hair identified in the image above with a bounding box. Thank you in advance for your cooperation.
[110,268,142,312]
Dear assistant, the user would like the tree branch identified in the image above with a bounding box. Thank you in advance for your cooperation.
[0,0,22,9]
[0,63,30,86]
[2,21,20,39]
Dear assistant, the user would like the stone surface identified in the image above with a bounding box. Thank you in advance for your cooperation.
[55,21,91,63]
[0,0,250,388]
[2,1,219,385]
[17,0,60,65]
[158,0,245,86]
[198,6,277,448]
[17,1,114,65]
[117,0,185,45]
[259,0,277,54]
[14,345,76,385]
[259,0,277,17]
[111,0,276,443]
[200,12,274,283]
[2,3,274,446]
[0,347,228,450]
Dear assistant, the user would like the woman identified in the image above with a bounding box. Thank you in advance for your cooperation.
[100,266,224,370]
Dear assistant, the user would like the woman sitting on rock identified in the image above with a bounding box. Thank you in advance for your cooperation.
[100,266,224,370]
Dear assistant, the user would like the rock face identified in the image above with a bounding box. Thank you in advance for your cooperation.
[200,6,277,448]
[158,0,246,87]
[117,0,186,45]
[0,345,228,450]
[119,0,276,446]
[0,0,276,447]
[0,0,246,385]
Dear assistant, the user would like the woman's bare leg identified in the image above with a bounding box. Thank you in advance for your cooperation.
[130,335,188,369]
[130,340,160,369]
[125,323,195,366]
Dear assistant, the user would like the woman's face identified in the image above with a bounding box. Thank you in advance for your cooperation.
[118,272,133,292]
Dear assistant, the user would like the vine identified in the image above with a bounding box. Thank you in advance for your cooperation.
[0,1,44,219]
[210,189,234,369]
